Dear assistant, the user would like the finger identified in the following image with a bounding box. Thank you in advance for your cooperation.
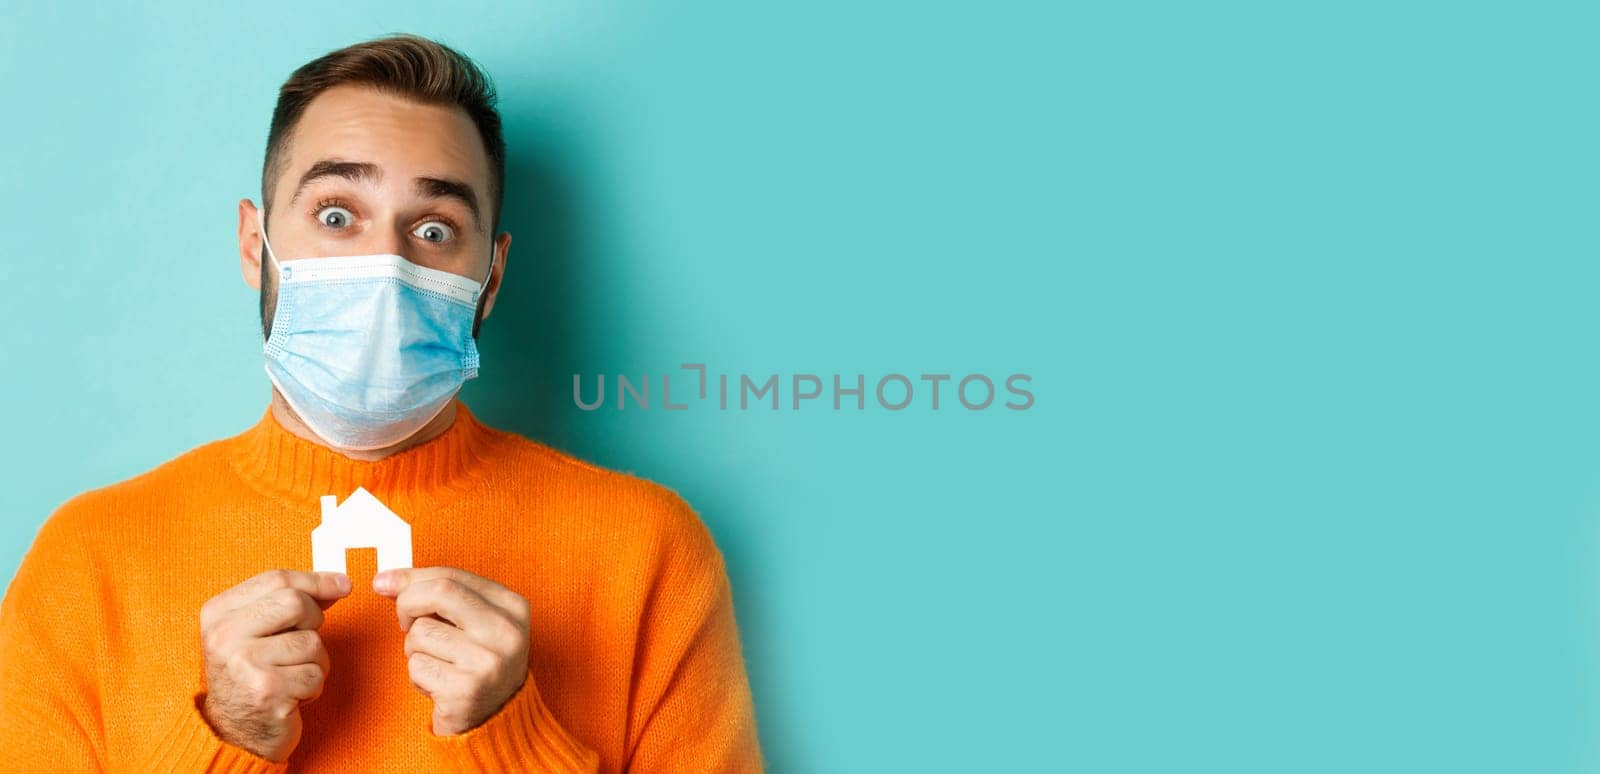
[255,628,329,672]
[406,650,467,698]
[227,586,325,639]
[393,578,508,638]
[375,567,524,618]
[229,570,351,613]
[203,570,351,629]
[403,614,491,668]
[279,662,326,702]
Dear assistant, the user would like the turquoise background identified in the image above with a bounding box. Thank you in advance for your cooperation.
[1,1,1595,771]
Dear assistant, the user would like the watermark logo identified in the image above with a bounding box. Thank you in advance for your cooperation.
[574,364,1034,411]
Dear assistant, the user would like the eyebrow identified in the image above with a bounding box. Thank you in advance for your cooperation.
[413,176,482,232]
[290,158,483,233]
[291,159,379,201]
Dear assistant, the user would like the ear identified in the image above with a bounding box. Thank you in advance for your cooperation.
[479,231,512,321]
[238,198,265,291]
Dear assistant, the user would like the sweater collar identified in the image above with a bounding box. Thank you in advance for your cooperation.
[226,397,504,508]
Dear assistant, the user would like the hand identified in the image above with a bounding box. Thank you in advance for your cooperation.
[198,569,352,761]
[373,566,532,736]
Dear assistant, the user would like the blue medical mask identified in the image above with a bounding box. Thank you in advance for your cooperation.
[256,207,494,451]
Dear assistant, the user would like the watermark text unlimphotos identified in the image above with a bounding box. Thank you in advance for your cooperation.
[574,364,1034,411]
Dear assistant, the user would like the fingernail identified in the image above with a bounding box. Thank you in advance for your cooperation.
[333,573,351,594]
[373,570,394,593]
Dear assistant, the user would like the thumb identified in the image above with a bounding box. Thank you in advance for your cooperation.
[372,567,412,597]
[310,571,352,609]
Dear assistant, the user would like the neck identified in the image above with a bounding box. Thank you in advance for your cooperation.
[230,392,501,505]
[268,386,460,462]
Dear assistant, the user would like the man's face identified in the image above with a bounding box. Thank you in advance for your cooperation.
[238,84,509,337]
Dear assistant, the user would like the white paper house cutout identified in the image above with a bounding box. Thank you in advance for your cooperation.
[311,486,413,574]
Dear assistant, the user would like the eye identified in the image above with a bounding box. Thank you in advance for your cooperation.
[414,220,455,244]
[316,205,353,229]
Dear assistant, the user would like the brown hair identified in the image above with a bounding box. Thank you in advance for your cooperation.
[260,33,507,233]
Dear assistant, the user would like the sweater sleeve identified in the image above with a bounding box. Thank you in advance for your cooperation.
[0,500,287,773]
[0,503,109,772]
[426,669,602,772]
[135,687,290,772]
[622,494,765,773]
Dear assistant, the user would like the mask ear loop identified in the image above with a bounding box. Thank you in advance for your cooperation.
[474,242,497,303]
[256,206,283,276]
[257,206,292,356]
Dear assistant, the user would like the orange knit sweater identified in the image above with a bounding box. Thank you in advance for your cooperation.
[0,398,764,772]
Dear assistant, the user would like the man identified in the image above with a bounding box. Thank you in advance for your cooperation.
[0,34,763,772]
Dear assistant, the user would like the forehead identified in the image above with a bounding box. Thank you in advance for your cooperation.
[279,84,490,198]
